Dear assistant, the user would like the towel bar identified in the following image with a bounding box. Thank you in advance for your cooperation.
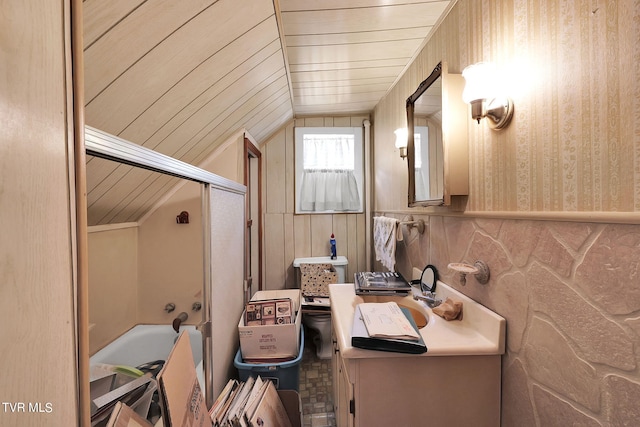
[399,218,425,234]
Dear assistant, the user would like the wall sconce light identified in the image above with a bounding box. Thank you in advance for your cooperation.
[394,128,408,159]
[462,62,514,130]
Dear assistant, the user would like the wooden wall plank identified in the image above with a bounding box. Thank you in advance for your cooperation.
[280,3,446,34]
[264,213,285,289]
[290,58,406,74]
[300,117,324,127]
[117,32,281,145]
[285,27,430,47]
[310,214,333,257]
[250,102,294,143]
[288,41,419,65]
[85,0,274,135]
[332,213,348,261]
[1,0,79,422]
[283,213,295,288]
[346,214,359,279]
[171,71,288,165]
[84,0,215,101]
[356,212,367,274]
[293,214,311,259]
[83,0,145,48]
[280,0,442,12]
[333,116,351,127]
[284,122,296,214]
[265,125,287,214]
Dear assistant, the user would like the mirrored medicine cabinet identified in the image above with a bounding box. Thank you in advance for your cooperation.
[406,61,469,207]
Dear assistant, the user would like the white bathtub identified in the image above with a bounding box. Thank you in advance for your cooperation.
[90,324,205,391]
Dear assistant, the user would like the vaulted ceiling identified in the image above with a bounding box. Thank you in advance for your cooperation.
[83,0,453,225]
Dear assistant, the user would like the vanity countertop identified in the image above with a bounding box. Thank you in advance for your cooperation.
[329,281,506,359]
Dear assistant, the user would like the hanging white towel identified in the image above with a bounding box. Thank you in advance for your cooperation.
[373,216,400,271]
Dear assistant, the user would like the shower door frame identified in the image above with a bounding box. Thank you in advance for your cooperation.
[84,126,246,409]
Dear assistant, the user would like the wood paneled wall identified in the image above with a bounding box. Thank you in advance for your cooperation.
[262,116,369,290]
[0,0,79,424]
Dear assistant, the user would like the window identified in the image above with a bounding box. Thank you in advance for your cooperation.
[295,127,364,213]
[414,126,428,197]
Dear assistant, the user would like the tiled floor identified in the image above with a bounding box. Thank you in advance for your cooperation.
[299,326,337,427]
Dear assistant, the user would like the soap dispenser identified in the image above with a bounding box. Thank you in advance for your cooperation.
[330,233,337,259]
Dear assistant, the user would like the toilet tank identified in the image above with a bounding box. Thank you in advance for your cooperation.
[293,256,349,286]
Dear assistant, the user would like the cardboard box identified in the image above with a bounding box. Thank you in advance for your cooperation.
[157,332,211,427]
[238,290,302,361]
[278,390,303,427]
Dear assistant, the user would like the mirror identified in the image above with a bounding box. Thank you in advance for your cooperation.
[406,62,445,206]
[419,264,438,293]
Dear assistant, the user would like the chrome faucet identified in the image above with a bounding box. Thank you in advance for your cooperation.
[172,312,188,332]
[413,292,442,308]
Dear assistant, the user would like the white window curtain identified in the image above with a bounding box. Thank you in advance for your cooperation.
[300,170,360,211]
[299,134,360,211]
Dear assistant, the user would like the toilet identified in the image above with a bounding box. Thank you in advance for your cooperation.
[293,256,348,359]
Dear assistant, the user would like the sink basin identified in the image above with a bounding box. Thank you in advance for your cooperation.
[329,279,506,358]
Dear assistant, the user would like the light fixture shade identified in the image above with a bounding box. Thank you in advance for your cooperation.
[462,62,514,130]
[462,62,497,103]
[394,128,408,149]
[394,128,408,159]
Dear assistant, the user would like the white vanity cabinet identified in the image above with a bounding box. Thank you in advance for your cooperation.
[329,283,506,427]
[332,330,354,427]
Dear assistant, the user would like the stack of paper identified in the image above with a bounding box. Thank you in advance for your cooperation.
[351,302,427,354]
[156,331,298,427]
[90,373,155,425]
[209,377,293,427]
[359,302,421,341]
[354,271,412,296]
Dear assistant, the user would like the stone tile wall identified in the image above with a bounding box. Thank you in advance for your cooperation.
[377,213,640,426]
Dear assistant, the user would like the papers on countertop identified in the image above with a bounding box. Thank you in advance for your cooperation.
[359,302,421,341]
[351,304,427,354]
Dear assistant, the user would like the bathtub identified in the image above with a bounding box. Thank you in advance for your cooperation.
[90,324,205,391]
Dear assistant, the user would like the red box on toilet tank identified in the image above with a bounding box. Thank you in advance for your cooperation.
[238,289,302,361]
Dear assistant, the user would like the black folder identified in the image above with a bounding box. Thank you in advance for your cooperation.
[351,306,427,354]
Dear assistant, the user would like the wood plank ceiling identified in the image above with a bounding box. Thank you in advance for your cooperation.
[83,0,452,225]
